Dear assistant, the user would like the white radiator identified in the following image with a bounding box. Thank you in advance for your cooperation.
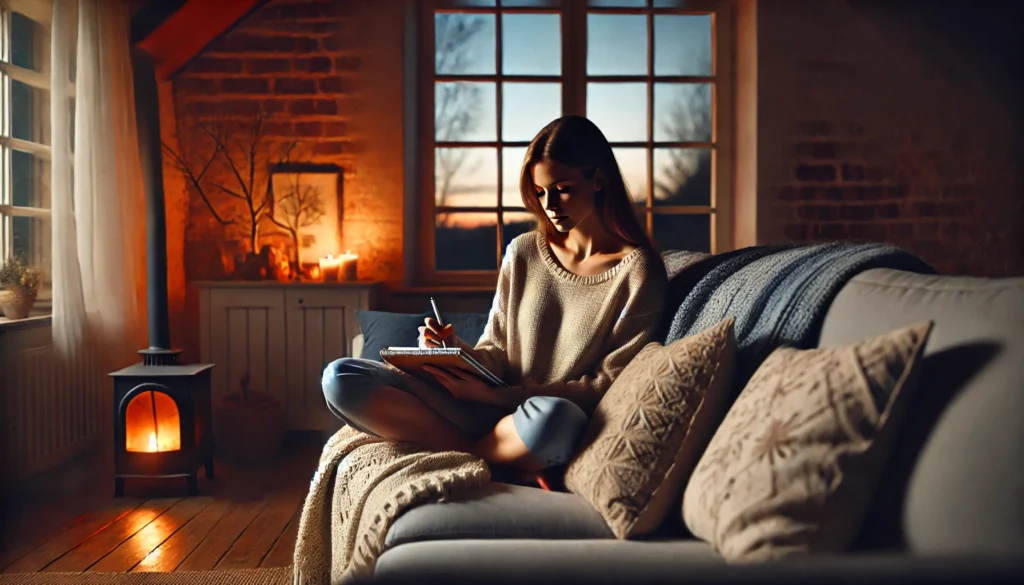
[0,322,106,486]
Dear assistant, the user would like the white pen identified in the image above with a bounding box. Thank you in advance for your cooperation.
[429,296,446,348]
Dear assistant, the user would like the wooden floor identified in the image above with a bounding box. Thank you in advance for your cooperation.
[0,434,321,574]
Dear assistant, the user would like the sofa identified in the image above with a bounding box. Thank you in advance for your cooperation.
[345,263,1024,584]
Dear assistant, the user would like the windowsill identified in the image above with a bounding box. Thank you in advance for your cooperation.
[0,313,51,332]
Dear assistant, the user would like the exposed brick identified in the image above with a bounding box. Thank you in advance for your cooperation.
[181,101,220,117]
[794,121,835,137]
[795,165,837,182]
[812,223,848,239]
[847,223,887,240]
[783,224,808,240]
[313,141,347,156]
[220,78,270,94]
[274,78,318,95]
[333,56,361,72]
[876,203,901,219]
[798,187,817,201]
[176,77,219,94]
[323,121,348,136]
[262,121,293,136]
[320,34,349,52]
[841,164,865,181]
[187,57,244,74]
[886,184,907,199]
[289,99,338,116]
[778,187,799,201]
[319,76,355,94]
[842,205,876,221]
[262,99,289,114]
[889,222,915,239]
[210,34,297,54]
[824,186,842,201]
[257,2,339,20]
[915,222,940,240]
[295,57,333,73]
[911,202,936,218]
[247,58,291,74]
[222,99,263,116]
[294,121,324,137]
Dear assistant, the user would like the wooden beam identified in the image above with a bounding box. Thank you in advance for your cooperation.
[135,0,263,80]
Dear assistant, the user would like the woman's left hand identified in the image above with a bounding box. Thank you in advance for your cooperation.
[423,365,496,404]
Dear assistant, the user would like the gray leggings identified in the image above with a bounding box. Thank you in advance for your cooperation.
[321,357,589,468]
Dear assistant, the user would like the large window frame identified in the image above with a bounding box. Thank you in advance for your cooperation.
[417,0,734,287]
[0,0,64,311]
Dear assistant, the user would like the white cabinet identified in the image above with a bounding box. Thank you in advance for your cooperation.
[196,281,380,431]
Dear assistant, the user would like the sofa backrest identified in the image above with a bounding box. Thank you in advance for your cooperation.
[818,268,1024,555]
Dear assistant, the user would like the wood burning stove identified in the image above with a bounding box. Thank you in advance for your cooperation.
[110,50,216,496]
[110,362,214,496]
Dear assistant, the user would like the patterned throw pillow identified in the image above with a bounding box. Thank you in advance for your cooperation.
[682,321,934,563]
[564,317,736,539]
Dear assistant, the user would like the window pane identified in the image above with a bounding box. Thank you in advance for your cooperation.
[11,217,47,270]
[654,148,711,206]
[502,147,527,207]
[589,0,646,6]
[435,148,498,207]
[436,213,498,271]
[12,151,46,208]
[435,82,497,142]
[503,82,560,142]
[502,14,560,75]
[12,81,49,144]
[654,83,712,142]
[435,13,496,75]
[653,214,711,253]
[436,0,496,6]
[587,83,647,142]
[611,147,647,204]
[11,12,38,71]
[654,15,712,76]
[503,0,561,6]
[587,14,647,76]
[502,210,535,251]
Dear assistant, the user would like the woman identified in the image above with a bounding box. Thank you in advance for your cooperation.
[322,115,667,474]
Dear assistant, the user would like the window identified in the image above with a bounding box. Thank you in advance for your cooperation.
[1,0,64,303]
[418,0,734,285]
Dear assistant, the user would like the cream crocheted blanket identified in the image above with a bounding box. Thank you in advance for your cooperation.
[292,426,490,584]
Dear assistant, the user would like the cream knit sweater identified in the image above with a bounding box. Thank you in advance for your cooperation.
[458,231,668,414]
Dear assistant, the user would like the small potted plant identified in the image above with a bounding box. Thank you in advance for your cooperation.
[0,255,42,320]
[213,372,286,464]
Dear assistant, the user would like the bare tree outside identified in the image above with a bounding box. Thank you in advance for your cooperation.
[266,173,327,267]
[654,85,713,206]
[434,13,487,205]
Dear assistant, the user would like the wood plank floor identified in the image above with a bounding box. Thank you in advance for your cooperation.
[0,434,321,574]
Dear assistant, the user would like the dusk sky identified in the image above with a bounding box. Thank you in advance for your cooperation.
[433,7,714,224]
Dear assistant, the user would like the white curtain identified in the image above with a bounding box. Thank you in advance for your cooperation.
[51,0,147,366]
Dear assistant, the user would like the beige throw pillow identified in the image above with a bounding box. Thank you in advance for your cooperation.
[682,321,934,563]
[565,317,736,539]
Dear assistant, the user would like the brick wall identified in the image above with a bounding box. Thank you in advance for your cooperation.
[757,0,1023,277]
[162,0,405,357]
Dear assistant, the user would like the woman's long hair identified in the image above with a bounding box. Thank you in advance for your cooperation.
[519,116,656,253]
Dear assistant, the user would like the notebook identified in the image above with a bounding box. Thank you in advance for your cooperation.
[379,347,507,388]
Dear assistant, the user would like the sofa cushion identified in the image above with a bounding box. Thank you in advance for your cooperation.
[355,311,489,361]
[818,269,1024,555]
[383,482,613,550]
[375,539,722,582]
[683,321,932,562]
[565,317,736,539]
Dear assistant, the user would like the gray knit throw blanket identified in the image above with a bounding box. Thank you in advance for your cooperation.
[663,241,934,390]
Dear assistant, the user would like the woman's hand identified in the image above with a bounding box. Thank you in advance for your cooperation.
[418,317,455,349]
[423,365,496,404]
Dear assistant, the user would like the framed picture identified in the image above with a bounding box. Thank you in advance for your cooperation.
[268,163,343,266]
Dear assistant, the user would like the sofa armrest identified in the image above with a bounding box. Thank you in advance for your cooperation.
[351,333,364,359]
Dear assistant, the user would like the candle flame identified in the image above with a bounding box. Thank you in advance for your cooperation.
[148,433,157,451]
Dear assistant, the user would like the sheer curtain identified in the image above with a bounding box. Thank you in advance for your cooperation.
[51,0,147,366]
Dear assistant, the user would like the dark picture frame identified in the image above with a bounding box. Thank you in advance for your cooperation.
[267,163,344,266]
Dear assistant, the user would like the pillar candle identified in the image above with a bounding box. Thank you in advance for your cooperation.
[319,254,341,282]
[339,250,359,282]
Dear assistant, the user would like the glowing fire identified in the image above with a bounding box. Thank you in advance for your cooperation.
[125,390,181,453]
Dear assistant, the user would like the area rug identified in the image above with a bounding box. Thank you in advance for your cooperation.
[0,567,290,585]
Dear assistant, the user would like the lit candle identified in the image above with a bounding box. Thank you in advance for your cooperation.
[339,250,359,282]
[319,254,342,282]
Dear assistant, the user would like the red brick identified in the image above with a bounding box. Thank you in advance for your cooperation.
[319,76,354,94]
[187,57,244,74]
[794,141,836,160]
[222,99,263,116]
[295,57,333,73]
[847,223,887,241]
[257,2,339,20]
[274,78,318,95]
[176,77,219,94]
[209,34,296,53]
[294,121,324,137]
[313,141,347,156]
[886,185,907,199]
[289,99,338,116]
[795,165,837,182]
[181,101,220,117]
[262,121,293,136]
[841,164,865,181]
[876,203,901,219]
[247,58,291,74]
[333,56,361,72]
[812,223,849,240]
[911,202,936,218]
[262,99,289,114]
[323,121,348,136]
[320,34,349,52]
[220,78,270,94]
[783,224,808,240]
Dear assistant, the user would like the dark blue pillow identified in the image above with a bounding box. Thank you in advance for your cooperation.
[355,310,489,362]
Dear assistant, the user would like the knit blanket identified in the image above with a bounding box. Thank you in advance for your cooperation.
[663,241,935,389]
[292,426,490,584]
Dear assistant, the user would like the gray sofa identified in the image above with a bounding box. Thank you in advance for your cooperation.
[349,267,1024,583]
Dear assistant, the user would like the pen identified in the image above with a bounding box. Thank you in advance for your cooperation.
[429,296,446,348]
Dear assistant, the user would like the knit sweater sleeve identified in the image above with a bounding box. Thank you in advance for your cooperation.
[493,258,667,414]
[454,247,514,380]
